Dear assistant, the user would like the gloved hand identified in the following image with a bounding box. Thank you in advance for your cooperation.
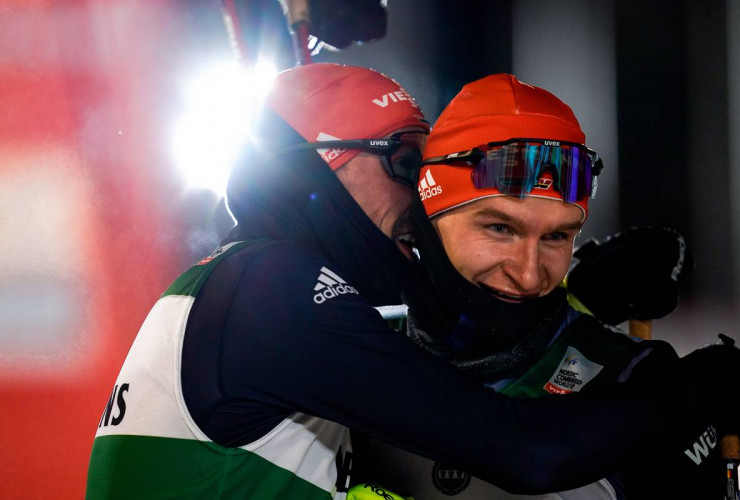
[622,335,740,499]
[677,335,740,436]
[567,226,693,325]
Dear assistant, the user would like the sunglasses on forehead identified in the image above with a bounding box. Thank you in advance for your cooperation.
[284,131,427,188]
[422,138,605,203]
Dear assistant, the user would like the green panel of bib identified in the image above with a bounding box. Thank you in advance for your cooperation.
[499,317,643,398]
[86,435,331,500]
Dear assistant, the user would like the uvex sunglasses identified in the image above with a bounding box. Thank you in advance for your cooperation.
[285,131,427,188]
[423,138,604,202]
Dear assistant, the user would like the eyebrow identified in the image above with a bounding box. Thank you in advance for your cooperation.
[473,206,584,232]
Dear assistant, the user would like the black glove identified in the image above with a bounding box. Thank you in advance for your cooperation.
[567,226,693,325]
[677,336,740,436]
[623,335,740,499]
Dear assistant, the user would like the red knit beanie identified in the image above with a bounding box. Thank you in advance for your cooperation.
[266,63,429,169]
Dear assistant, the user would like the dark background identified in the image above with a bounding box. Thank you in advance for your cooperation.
[1,1,738,497]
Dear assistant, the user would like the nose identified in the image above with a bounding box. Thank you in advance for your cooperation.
[501,239,546,294]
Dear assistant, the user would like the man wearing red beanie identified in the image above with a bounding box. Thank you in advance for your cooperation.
[86,63,432,498]
[361,74,738,499]
[86,66,738,500]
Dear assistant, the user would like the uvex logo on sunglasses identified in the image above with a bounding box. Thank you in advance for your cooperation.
[543,140,561,146]
[369,139,391,146]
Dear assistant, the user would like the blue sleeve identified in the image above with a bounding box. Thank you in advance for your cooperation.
[182,241,676,495]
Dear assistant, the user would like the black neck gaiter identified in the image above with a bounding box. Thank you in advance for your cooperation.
[403,197,568,381]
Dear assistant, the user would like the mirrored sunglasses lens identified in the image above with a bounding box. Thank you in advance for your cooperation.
[559,148,578,202]
[472,143,593,202]
[558,147,594,202]
[472,143,536,197]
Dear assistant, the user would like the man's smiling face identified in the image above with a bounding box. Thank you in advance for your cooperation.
[431,195,584,302]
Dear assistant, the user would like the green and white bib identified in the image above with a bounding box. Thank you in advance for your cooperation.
[87,242,351,499]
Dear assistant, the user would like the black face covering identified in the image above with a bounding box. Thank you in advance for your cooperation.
[224,107,413,306]
[403,197,568,381]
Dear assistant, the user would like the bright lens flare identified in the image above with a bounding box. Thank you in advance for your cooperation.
[172,60,277,196]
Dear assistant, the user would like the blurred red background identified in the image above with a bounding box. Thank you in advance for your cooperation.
[0,2,189,497]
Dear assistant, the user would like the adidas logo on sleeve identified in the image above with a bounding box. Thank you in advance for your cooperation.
[418,170,443,200]
[313,266,359,304]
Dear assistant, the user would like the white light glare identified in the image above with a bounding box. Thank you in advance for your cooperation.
[172,59,277,196]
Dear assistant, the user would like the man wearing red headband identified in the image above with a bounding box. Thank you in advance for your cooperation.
[87,66,738,500]
[362,74,738,499]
